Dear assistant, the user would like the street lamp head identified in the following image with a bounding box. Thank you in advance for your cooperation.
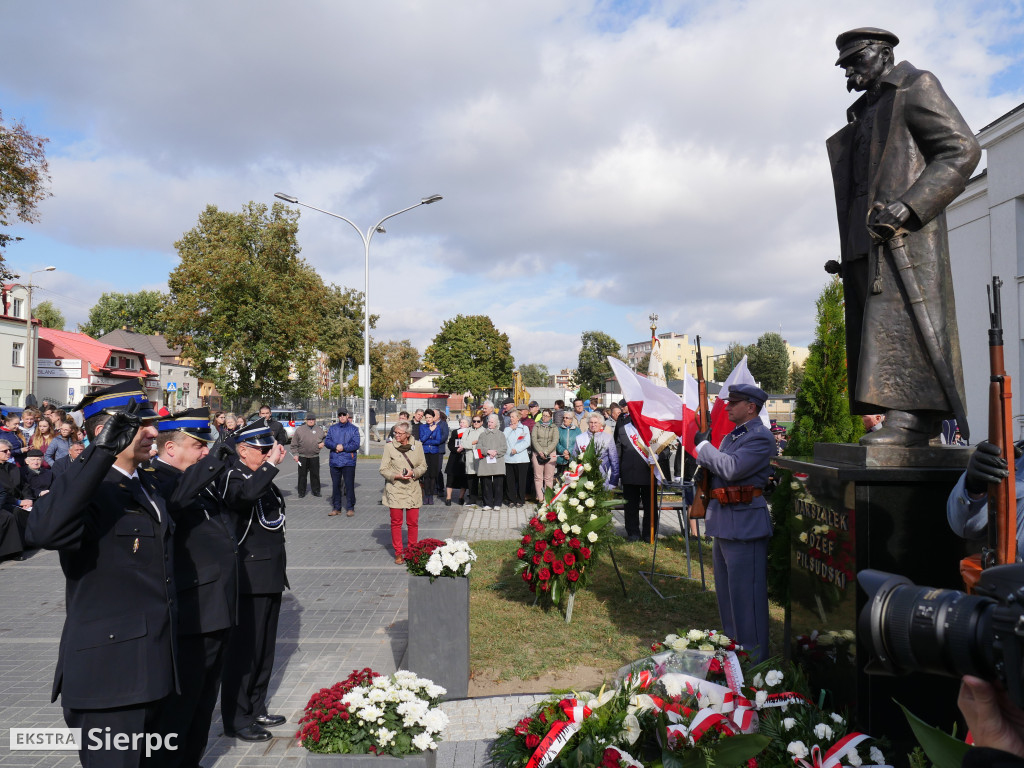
[421,194,443,205]
[44,266,55,272]
[375,226,386,234]
[274,193,299,204]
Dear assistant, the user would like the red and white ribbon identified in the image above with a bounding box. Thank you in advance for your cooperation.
[525,698,594,768]
[794,733,871,768]
[665,709,739,746]
[721,690,756,732]
[548,465,585,506]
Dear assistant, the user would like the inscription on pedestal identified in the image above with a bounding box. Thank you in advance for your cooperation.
[794,499,852,591]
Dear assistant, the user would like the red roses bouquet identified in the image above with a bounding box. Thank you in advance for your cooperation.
[513,442,615,615]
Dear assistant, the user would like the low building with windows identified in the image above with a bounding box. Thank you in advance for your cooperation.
[626,332,716,377]
[0,284,36,406]
[36,328,159,407]
[99,329,203,410]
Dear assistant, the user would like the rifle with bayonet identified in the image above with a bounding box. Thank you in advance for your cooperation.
[961,276,1016,591]
[690,335,712,519]
[985,276,1016,568]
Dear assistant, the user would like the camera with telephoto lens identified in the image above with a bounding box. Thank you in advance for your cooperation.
[857,564,1024,708]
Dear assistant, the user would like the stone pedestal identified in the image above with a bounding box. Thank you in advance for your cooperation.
[776,443,971,750]
[405,576,470,700]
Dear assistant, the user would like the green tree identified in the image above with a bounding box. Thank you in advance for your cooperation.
[33,300,64,330]
[424,315,513,398]
[788,361,806,393]
[576,330,621,392]
[0,110,51,278]
[748,331,790,393]
[713,342,750,382]
[519,363,550,388]
[370,339,420,400]
[320,285,376,371]
[767,278,863,604]
[80,290,167,337]
[164,201,339,402]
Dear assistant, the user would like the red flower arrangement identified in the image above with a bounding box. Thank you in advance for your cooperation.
[403,538,446,577]
[513,442,615,615]
[296,667,378,749]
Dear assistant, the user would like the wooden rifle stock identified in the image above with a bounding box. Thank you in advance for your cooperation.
[987,277,1016,567]
[690,335,712,519]
[963,277,1016,591]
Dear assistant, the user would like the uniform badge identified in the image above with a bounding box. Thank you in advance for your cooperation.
[133,537,140,553]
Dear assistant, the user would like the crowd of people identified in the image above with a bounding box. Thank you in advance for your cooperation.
[0,404,91,561]
[370,395,697,565]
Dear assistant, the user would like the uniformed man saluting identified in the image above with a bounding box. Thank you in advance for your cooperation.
[694,383,775,664]
[25,379,215,767]
[149,407,235,767]
[219,420,289,742]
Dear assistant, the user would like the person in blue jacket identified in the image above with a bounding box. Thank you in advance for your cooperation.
[324,409,361,517]
[418,409,446,506]
[693,383,775,664]
[433,409,450,498]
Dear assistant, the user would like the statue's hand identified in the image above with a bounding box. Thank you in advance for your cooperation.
[824,259,842,276]
[869,200,911,233]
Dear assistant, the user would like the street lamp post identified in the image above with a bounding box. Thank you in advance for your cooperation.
[16,266,56,405]
[274,192,442,455]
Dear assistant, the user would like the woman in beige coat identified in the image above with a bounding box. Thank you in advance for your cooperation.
[379,422,427,564]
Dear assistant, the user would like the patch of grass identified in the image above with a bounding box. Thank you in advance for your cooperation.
[469,537,785,682]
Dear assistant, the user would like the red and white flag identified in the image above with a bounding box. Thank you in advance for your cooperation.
[680,365,703,458]
[709,356,772,447]
[608,357,684,449]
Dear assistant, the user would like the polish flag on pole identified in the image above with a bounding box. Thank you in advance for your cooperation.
[680,365,703,458]
[608,357,683,451]
[709,355,772,447]
[647,331,667,388]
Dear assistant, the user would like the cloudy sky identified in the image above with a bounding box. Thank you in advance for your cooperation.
[2,0,1022,373]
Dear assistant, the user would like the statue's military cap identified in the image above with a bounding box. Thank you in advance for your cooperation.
[835,27,899,65]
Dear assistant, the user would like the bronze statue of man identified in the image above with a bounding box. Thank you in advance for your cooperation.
[827,28,981,446]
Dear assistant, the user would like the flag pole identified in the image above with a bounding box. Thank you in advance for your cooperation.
[649,462,655,545]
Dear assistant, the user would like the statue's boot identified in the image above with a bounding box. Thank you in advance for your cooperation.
[859,410,941,447]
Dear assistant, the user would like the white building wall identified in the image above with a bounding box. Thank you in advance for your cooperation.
[948,108,1024,441]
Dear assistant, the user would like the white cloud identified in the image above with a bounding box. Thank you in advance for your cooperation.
[3,0,1024,373]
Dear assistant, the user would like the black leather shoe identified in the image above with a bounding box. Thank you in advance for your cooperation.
[297,492,306,498]
[312,492,321,497]
[255,714,286,727]
[228,724,272,741]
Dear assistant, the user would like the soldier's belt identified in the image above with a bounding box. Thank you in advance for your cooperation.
[711,486,763,505]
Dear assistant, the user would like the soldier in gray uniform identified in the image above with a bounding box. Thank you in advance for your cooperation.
[694,383,775,663]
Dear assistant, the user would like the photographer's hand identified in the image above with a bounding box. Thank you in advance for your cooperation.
[959,675,1024,757]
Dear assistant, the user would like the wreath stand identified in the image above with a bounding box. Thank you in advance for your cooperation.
[532,544,627,622]
[638,471,708,599]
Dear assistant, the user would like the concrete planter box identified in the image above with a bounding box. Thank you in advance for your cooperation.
[405,575,469,700]
[304,751,437,768]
